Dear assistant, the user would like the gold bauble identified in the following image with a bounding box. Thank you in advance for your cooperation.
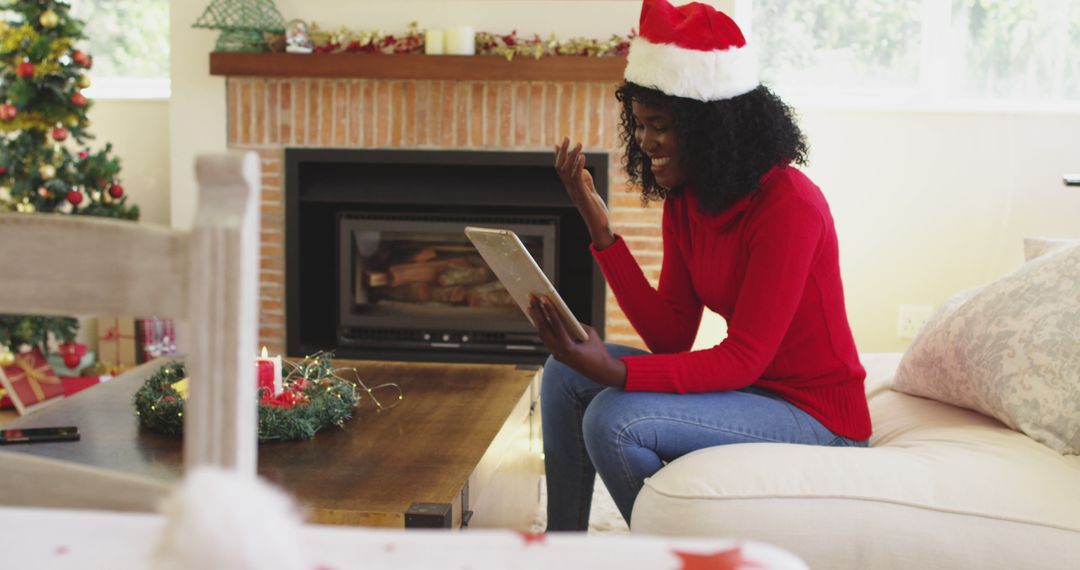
[81,360,109,377]
[40,9,60,29]
[78,75,91,89]
[39,164,56,180]
[67,116,79,127]
[0,350,14,367]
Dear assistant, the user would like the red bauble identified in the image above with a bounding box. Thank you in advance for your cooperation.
[0,165,6,176]
[66,189,83,206]
[58,341,87,368]
[72,50,92,68]
[0,103,17,122]
[52,126,68,141]
[16,61,34,78]
[108,183,124,198]
[70,92,87,108]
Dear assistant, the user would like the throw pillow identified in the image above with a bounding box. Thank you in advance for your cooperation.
[894,243,1080,454]
[1023,236,1080,262]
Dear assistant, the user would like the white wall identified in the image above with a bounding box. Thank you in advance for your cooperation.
[86,100,171,225]
[167,0,1080,353]
[800,109,1080,352]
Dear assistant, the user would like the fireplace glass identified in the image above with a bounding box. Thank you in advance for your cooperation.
[339,213,557,355]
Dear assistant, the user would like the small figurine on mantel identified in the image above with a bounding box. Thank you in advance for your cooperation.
[285,19,314,53]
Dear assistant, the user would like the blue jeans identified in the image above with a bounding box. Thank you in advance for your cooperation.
[542,343,867,530]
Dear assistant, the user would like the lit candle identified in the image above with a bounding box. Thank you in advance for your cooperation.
[256,346,282,396]
[444,26,475,55]
[424,29,444,55]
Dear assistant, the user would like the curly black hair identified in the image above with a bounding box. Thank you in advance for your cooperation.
[615,83,809,213]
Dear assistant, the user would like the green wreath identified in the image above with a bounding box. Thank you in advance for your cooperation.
[133,353,360,441]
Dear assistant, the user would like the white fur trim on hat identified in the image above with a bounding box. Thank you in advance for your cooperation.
[624,36,759,101]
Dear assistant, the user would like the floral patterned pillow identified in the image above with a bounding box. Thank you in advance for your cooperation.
[894,243,1080,454]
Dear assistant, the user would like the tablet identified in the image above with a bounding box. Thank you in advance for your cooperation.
[464,226,588,343]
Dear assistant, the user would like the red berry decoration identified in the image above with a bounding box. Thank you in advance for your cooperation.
[0,165,6,176]
[66,189,83,206]
[70,92,87,108]
[16,61,34,78]
[52,126,68,141]
[78,150,89,160]
[108,183,124,199]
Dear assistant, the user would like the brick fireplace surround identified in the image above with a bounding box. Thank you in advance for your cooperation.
[222,61,663,357]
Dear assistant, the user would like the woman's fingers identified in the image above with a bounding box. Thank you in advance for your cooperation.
[541,296,574,346]
[554,137,570,171]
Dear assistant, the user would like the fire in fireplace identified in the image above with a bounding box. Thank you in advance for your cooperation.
[286,149,608,364]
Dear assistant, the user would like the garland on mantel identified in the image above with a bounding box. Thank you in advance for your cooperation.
[306,21,634,61]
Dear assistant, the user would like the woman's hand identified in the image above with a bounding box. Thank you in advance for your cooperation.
[528,294,626,388]
[555,137,615,249]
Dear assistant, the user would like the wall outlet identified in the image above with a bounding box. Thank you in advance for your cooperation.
[897,304,935,339]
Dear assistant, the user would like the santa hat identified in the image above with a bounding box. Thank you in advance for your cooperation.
[624,0,759,102]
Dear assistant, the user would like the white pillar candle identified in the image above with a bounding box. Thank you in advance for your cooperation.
[444,26,475,55]
[424,29,445,55]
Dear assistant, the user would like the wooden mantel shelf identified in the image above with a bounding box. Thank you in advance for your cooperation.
[210,51,627,82]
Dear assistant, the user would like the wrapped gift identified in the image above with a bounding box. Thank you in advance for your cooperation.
[0,348,64,414]
[136,317,178,363]
[97,317,137,372]
[59,375,110,397]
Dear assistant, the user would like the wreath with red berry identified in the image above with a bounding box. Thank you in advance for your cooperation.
[133,353,367,441]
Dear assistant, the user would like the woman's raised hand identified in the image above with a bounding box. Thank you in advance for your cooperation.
[555,137,615,249]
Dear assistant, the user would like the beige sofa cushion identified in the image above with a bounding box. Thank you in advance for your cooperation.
[893,243,1080,454]
[631,353,1080,570]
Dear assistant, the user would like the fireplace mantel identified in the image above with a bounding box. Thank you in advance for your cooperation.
[210,52,627,82]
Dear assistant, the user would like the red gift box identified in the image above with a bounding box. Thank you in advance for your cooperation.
[0,348,64,415]
[135,317,178,363]
[59,375,105,397]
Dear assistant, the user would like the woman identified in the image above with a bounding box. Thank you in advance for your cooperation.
[528,0,871,531]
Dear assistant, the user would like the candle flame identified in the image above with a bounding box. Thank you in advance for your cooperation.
[261,346,269,358]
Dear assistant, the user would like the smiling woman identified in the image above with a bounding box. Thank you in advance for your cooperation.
[67,0,170,99]
[539,0,871,533]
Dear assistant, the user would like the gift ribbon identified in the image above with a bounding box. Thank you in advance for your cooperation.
[9,353,60,401]
[100,318,135,366]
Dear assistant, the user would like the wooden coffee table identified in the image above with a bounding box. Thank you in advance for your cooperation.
[3,358,542,529]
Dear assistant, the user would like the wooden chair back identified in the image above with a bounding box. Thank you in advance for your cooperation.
[0,151,261,510]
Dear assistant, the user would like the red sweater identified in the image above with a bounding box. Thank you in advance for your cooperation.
[593,166,871,440]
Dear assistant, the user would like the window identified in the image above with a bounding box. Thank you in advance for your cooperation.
[738,0,1080,111]
[68,0,169,99]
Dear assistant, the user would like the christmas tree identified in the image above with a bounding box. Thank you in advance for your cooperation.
[0,1,138,359]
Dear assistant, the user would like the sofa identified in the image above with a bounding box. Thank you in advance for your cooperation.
[631,239,1080,569]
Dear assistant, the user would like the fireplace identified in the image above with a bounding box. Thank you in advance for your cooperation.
[286,148,608,364]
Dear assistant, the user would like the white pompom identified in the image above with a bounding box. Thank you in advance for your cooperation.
[154,467,308,570]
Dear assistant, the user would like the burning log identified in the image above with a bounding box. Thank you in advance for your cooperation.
[431,285,467,304]
[438,266,493,287]
[467,281,516,308]
[387,257,471,286]
[378,282,432,303]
